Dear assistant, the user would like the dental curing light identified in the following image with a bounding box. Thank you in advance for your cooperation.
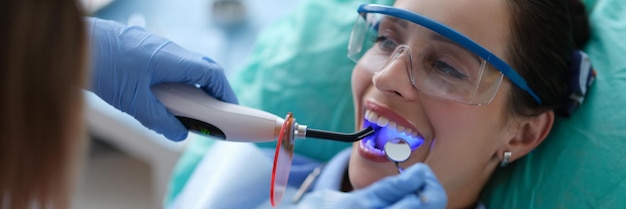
[153,83,374,207]
[152,83,374,142]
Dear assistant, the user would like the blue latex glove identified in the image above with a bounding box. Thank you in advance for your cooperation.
[87,17,238,141]
[299,163,447,209]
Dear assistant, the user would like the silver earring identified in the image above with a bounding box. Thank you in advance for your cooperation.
[500,151,512,167]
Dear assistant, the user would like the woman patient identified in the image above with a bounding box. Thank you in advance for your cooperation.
[172,0,593,208]
[347,0,591,207]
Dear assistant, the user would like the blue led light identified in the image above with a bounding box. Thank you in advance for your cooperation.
[363,120,424,150]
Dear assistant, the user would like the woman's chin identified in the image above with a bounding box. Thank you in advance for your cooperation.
[348,144,399,189]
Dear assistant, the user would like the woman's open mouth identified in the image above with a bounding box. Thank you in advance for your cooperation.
[358,108,425,162]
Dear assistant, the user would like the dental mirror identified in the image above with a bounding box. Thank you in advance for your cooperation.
[384,138,411,173]
[385,138,430,203]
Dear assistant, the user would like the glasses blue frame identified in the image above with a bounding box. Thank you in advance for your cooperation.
[357,4,542,104]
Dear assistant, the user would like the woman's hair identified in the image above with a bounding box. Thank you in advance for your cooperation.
[0,0,87,208]
[506,0,590,117]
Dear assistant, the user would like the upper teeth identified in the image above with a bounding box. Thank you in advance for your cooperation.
[365,110,418,138]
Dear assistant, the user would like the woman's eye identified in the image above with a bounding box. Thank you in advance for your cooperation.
[434,61,467,80]
[374,36,398,51]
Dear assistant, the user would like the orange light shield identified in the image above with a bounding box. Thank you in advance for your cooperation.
[270,113,295,207]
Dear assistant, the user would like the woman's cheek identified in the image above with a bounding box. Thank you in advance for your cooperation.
[351,67,374,105]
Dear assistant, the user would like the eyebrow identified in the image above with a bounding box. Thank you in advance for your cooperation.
[429,32,483,63]
[382,16,407,29]
[383,15,483,64]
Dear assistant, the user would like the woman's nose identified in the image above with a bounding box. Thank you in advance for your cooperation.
[372,46,420,100]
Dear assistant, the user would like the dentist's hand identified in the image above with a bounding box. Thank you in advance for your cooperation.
[300,163,447,209]
[87,17,238,141]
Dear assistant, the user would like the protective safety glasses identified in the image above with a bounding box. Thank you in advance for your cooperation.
[348,4,542,105]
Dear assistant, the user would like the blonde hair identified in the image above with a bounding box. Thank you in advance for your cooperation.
[0,0,87,208]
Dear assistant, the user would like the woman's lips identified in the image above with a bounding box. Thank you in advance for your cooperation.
[357,101,425,163]
[364,101,419,136]
[358,138,390,162]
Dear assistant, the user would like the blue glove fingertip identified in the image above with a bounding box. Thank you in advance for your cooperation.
[200,76,239,104]
[158,112,190,142]
[135,111,189,141]
[142,95,191,142]
[358,166,427,207]
[165,130,188,142]
[394,163,429,187]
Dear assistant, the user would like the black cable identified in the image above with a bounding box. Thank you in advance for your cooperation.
[305,126,375,142]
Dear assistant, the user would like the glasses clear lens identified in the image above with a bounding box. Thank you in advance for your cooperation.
[270,113,295,207]
[348,13,377,63]
[348,12,504,105]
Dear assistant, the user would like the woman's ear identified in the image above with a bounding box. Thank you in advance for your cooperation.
[503,110,555,162]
